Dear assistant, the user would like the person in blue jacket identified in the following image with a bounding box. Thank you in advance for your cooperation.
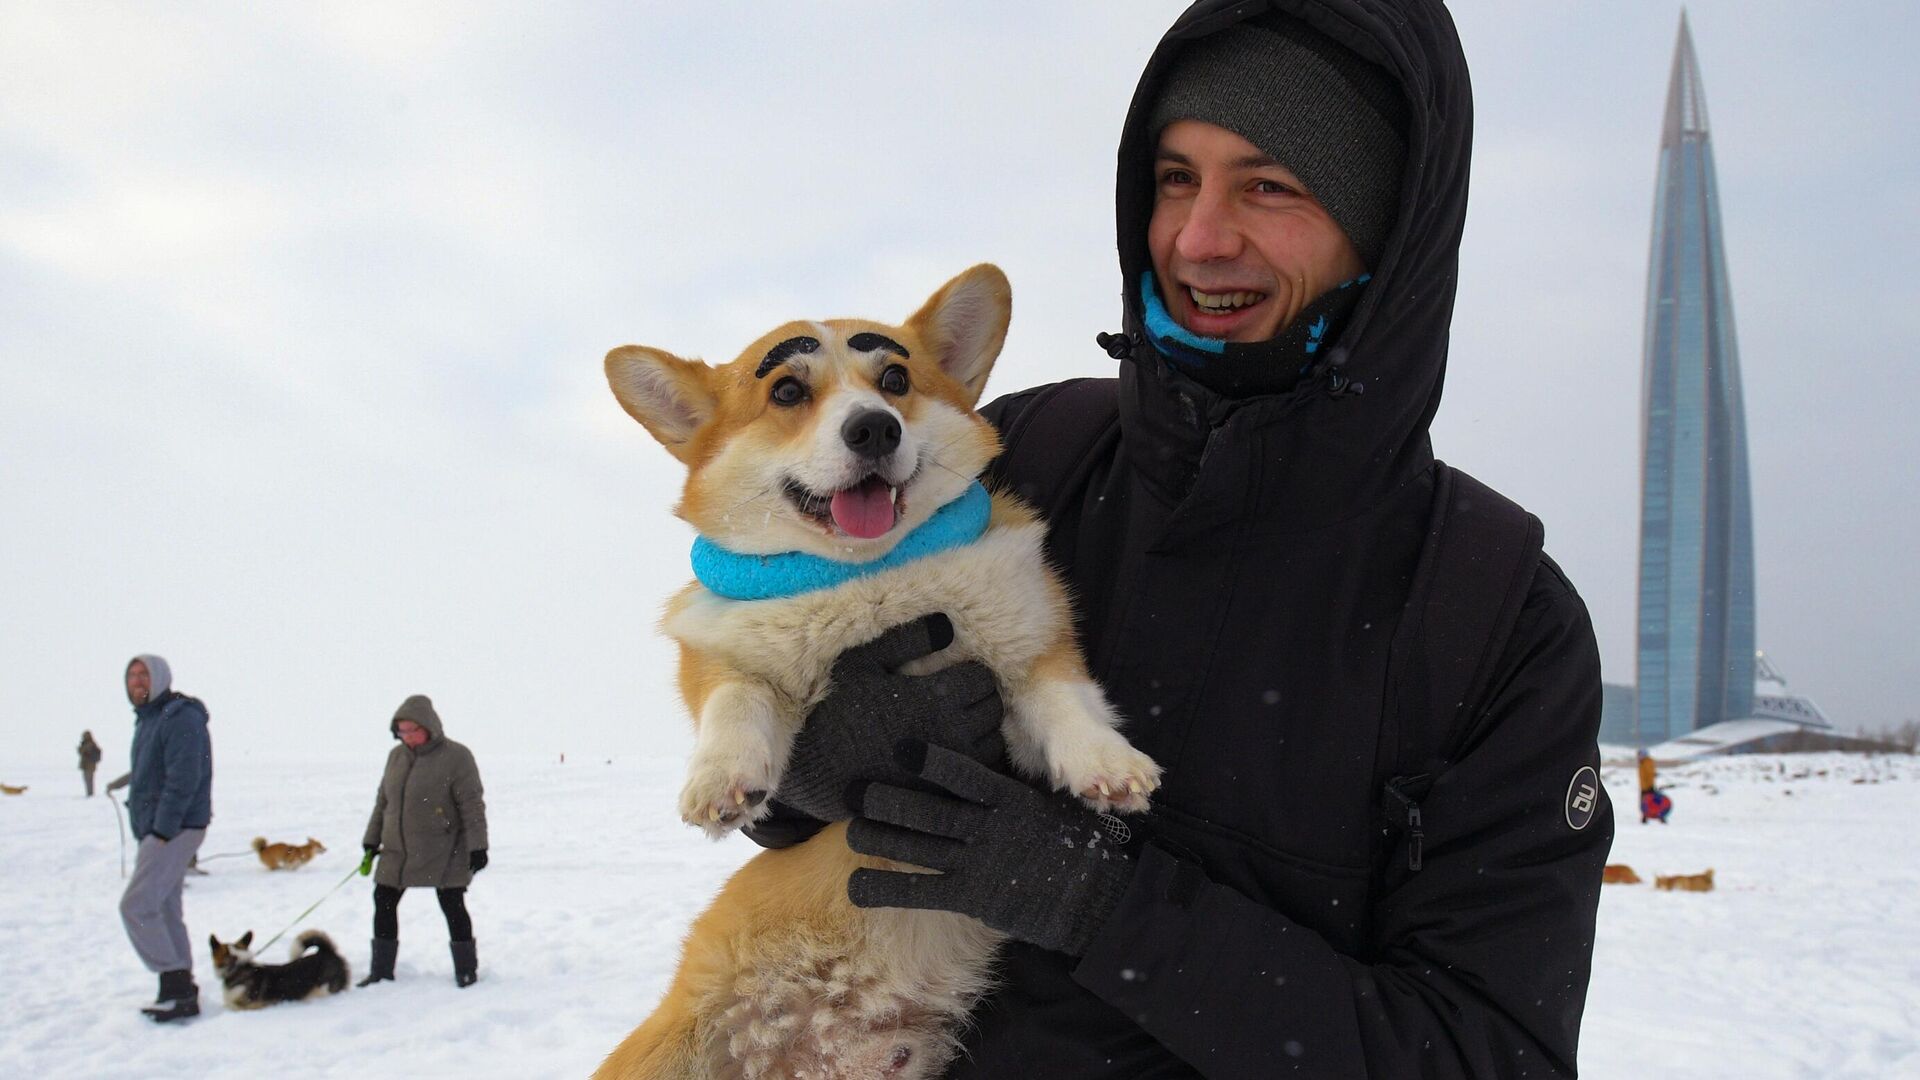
[117,654,214,1023]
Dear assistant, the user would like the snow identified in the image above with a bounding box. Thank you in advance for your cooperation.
[1584,752,1920,1078]
[0,754,752,1080]
[2,751,1916,1079]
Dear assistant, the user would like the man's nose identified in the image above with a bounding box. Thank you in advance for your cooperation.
[841,408,902,459]
[1174,188,1241,263]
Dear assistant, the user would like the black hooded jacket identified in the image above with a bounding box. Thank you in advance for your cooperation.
[938,2,1612,1077]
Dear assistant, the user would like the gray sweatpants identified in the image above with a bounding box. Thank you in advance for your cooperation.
[119,828,206,974]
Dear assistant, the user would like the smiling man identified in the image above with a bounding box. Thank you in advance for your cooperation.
[751,2,1613,1077]
[117,654,214,1023]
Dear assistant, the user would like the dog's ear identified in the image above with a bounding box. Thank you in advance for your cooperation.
[904,263,1011,407]
[209,934,220,952]
[606,345,719,462]
[239,931,253,947]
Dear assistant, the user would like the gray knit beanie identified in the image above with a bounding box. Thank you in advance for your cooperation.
[1148,15,1407,268]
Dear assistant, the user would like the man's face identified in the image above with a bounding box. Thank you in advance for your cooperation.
[396,719,430,749]
[126,660,151,706]
[1148,120,1366,343]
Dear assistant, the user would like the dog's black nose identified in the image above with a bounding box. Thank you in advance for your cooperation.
[841,409,902,459]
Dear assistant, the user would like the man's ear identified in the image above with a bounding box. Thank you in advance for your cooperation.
[904,263,1012,407]
[605,345,719,462]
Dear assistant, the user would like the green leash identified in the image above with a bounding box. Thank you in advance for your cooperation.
[254,863,364,955]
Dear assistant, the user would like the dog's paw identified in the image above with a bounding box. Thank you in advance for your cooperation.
[678,766,773,838]
[1057,742,1162,815]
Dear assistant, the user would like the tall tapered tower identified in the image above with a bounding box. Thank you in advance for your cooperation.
[1635,12,1756,746]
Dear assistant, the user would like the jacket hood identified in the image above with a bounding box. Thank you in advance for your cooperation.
[391,694,446,743]
[128,654,173,704]
[1112,0,1472,525]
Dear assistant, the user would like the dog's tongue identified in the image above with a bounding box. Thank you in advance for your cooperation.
[829,476,897,539]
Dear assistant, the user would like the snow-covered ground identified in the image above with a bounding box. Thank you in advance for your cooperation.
[1584,751,1920,1078]
[1,750,1915,1079]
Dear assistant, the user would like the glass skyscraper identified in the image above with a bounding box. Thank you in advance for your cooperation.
[1634,14,1756,746]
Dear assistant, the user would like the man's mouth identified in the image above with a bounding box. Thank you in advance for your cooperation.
[1187,285,1268,314]
[784,474,904,540]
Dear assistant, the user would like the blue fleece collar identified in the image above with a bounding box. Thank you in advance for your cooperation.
[1141,272,1227,359]
[691,480,992,601]
[1138,271,1371,397]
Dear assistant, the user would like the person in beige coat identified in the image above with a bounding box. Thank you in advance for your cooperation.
[356,694,488,987]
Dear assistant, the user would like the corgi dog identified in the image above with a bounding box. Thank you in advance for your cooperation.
[252,836,326,870]
[1601,864,1642,885]
[0,784,26,795]
[1655,869,1715,892]
[594,264,1161,1080]
[209,930,351,1009]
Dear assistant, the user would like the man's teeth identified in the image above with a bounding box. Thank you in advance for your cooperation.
[1189,286,1265,311]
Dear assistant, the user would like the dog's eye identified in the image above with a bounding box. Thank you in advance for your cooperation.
[878,364,911,396]
[770,376,808,407]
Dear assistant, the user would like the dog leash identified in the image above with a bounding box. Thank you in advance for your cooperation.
[254,864,363,955]
[195,850,257,862]
[109,794,128,879]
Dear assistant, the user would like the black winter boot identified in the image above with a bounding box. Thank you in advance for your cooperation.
[357,938,397,987]
[141,969,200,1022]
[450,939,478,988]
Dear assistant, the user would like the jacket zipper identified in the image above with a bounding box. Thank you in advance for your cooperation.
[394,752,414,880]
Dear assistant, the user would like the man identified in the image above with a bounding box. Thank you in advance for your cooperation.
[752,1,1613,1076]
[118,654,214,1022]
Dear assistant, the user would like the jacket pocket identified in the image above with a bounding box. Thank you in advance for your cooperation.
[1149,805,1374,955]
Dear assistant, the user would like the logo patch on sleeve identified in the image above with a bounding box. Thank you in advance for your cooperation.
[1565,766,1599,830]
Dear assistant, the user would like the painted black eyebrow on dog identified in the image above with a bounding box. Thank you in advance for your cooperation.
[756,336,820,379]
[847,332,910,359]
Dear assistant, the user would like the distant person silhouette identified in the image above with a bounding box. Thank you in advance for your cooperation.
[78,729,102,796]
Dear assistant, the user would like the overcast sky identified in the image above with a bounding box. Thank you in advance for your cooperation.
[5,2,1916,767]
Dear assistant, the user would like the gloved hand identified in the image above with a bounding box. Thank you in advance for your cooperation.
[774,614,1005,823]
[469,849,488,874]
[359,846,378,876]
[847,742,1139,957]
[105,773,130,794]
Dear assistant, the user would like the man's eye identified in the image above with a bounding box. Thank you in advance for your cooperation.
[770,377,808,406]
[878,364,911,396]
[1159,168,1195,186]
[1253,179,1297,196]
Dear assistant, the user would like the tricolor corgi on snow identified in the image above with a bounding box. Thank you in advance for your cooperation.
[209,930,351,1010]
[594,264,1161,1079]
[252,836,326,870]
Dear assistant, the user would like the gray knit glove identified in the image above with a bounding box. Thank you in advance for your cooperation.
[847,742,1138,957]
[773,614,1005,823]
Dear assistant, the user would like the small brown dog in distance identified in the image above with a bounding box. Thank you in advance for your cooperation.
[0,784,28,795]
[1655,869,1715,892]
[252,836,326,870]
[1601,864,1643,885]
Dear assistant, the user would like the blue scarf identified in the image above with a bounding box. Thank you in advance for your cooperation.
[691,481,992,601]
[1139,271,1369,397]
